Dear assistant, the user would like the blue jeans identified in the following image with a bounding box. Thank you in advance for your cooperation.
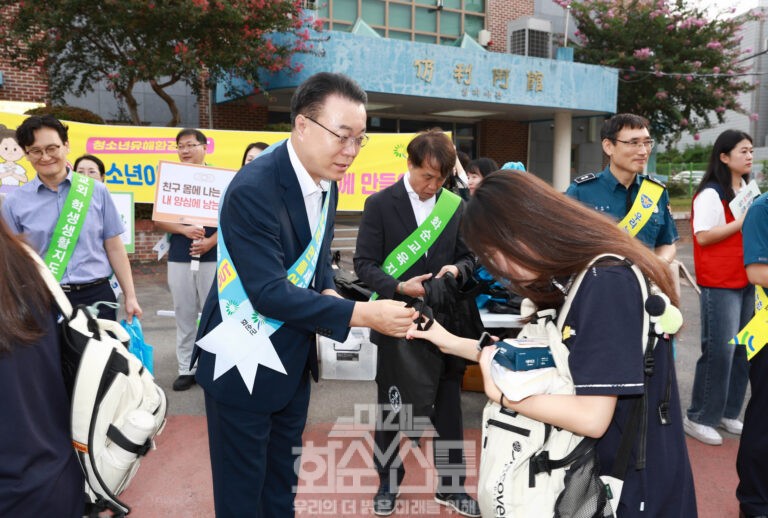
[688,285,754,427]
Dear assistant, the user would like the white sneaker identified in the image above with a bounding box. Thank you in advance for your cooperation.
[684,416,723,445]
[720,417,743,435]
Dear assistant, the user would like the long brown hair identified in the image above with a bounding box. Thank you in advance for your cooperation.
[464,172,678,308]
[0,217,54,353]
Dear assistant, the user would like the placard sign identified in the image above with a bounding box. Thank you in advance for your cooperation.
[111,192,135,253]
[152,161,236,227]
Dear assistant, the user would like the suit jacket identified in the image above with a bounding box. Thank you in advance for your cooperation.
[193,141,355,412]
[354,178,474,348]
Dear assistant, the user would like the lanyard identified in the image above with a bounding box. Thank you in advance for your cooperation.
[43,173,94,282]
[371,188,461,300]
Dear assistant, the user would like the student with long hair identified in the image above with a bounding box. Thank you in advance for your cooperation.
[0,218,84,516]
[684,130,754,445]
[408,172,697,517]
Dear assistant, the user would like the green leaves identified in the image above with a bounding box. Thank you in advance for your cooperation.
[566,0,759,144]
[0,0,312,125]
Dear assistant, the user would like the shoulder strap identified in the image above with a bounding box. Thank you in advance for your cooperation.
[555,253,659,480]
[23,243,74,317]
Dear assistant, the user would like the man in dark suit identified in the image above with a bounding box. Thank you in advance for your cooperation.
[193,72,416,517]
[354,129,480,517]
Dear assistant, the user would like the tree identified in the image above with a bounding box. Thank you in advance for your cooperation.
[0,0,320,126]
[559,0,761,144]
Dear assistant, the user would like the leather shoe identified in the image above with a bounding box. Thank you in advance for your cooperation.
[172,374,196,391]
[372,482,399,516]
[435,492,481,517]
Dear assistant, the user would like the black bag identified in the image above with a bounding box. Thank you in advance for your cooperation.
[376,335,444,420]
[333,267,372,301]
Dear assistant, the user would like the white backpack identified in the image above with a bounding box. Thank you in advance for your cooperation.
[478,255,655,518]
[29,247,168,516]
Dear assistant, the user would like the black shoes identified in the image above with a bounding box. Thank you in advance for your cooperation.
[172,374,196,391]
[434,492,481,517]
[372,482,399,516]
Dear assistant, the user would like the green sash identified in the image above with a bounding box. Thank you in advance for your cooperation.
[371,188,461,300]
[617,178,664,237]
[44,173,95,282]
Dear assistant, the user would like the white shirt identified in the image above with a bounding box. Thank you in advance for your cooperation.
[404,172,436,227]
[692,179,746,234]
[287,139,328,233]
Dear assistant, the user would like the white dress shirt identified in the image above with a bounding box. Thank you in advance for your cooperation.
[404,172,436,226]
[287,139,328,233]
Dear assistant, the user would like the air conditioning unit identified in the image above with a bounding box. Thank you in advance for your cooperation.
[507,17,552,59]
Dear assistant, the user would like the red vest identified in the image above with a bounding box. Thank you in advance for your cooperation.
[691,191,748,289]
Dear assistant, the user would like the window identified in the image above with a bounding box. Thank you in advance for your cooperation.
[320,0,485,44]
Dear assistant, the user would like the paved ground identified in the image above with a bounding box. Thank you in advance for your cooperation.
[116,238,746,517]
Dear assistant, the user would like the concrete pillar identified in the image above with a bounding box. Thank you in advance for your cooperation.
[552,112,572,192]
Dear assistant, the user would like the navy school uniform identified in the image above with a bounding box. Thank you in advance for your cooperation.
[0,309,84,517]
[562,264,697,517]
[565,167,678,250]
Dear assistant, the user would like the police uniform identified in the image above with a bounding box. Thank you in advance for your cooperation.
[565,166,678,249]
[737,193,768,517]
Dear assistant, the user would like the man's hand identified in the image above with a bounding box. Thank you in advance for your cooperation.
[400,273,432,297]
[436,264,459,279]
[190,235,215,256]
[351,300,416,337]
[124,295,143,323]
[182,225,205,241]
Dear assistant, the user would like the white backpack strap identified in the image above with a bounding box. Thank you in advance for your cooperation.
[22,243,74,317]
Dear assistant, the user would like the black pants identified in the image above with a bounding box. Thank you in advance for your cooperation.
[737,347,768,515]
[374,375,467,493]
[64,281,118,321]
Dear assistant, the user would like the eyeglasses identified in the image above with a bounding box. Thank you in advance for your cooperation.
[304,115,369,148]
[613,138,655,150]
[175,143,204,151]
[26,144,62,160]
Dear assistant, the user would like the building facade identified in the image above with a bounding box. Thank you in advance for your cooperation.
[0,0,619,189]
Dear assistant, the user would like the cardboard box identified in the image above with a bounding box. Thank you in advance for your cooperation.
[318,327,377,381]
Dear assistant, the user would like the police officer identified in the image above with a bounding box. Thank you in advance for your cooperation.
[566,113,677,262]
[737,192,768,518]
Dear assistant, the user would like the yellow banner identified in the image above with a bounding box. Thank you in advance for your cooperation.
[0,112,415,211]
[730,285,768,361]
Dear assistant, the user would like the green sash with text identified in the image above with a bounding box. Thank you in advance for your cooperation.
[371,188,461,300]
[44,173,94,282]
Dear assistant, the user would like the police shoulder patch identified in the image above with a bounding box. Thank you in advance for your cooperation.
[573,173,597,184]
[643,174,667,188]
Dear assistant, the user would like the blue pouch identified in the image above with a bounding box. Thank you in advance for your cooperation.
[121,318,155,375]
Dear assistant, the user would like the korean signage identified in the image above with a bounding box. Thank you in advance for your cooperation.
[152,162,235,227]
[0,112,417,211]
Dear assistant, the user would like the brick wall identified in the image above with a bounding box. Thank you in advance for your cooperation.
[213,101,268,130]
[477,119,528,166]
[486,0,534,54]
[0,61,49,103]
[129,218,168,264]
